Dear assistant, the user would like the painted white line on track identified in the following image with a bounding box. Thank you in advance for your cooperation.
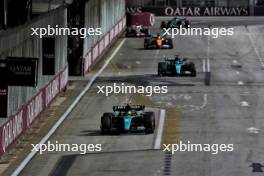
[202,59,206,73]
[233,60,238,64]
[200,94,208,109]
[238,81,244,85]
[207,57,210,72]
[11,38,127,176]
[207,34,211,72]
[154,109,166,150]
[246,27,264,67]
[247,127,262,134]
[240,101,249,107]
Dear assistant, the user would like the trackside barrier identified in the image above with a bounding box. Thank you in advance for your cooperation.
[83,16,126,74]
[0,66,68,157]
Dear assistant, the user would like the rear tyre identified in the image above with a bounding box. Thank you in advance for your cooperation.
[189,63,196,77]
[144,39,149,49]
[144,112,155,134]
[101,113,113,134]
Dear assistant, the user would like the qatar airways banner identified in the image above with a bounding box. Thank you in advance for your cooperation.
[0,66,68,156]
[127,7,249,16]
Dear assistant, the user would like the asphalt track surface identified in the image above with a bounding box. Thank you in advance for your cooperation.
[19,17,264,176]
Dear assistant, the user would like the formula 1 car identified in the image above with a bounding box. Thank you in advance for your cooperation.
[100,104,155,134]
[161,17,190,29]
[144,34,173,49]
[158,56,196,77]
[126,25,150,37]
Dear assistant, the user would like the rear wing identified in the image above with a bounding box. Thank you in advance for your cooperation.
[113,105,145,112]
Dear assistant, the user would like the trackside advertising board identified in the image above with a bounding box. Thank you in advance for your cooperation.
[0,66,68,157]
[126,7,250,16]
[4,57,38,87]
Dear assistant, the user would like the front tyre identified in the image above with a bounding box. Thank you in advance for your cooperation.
[158,62,166,76]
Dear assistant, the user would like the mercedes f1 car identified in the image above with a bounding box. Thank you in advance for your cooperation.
[100,104,155,134]
[144,34,173,49]
[161,17,190,29]
[158,56,196,77]
[126,25,150,37]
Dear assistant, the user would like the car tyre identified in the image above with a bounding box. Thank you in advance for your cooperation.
[189,63,196,77]
[144,39,149,49]
[144,112,155,134]
[101,113,113,134]
[158,62,166,76]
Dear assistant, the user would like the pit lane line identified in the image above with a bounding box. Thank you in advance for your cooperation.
[11,38,126,176]
[153,109,166,149]
[207,33,211,73]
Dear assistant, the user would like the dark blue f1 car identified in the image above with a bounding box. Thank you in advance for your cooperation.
[100,104,155,134]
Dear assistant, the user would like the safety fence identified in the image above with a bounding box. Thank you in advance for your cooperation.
[83,17,126,74]
[83,0,126,74]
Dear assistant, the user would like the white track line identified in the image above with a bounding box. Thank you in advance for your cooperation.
[11,38,126,176]
[207,34,211,72]
[207,57,210,72]
[154,109,166,149]
[202,59,206,73]
[246,27,264,67]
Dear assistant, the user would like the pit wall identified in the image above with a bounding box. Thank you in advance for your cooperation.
[0,0,126,157]
[0,7,68,157]
[83,0,126,74]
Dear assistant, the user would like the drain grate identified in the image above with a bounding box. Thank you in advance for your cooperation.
[163,151,172,175]
[250,163,263,172]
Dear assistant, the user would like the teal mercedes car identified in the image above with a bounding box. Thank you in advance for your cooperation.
[100,104,155,134]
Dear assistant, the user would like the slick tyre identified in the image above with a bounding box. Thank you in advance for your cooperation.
[101,113,113,134]
[158,62,167,76]
[189,63,196,77]
[144,39,149,49]
[144,112,155,134]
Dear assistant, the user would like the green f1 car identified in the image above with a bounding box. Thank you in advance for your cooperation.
[100,104,155,134]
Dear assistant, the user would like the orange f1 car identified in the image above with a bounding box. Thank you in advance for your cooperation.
[144,34,173,49]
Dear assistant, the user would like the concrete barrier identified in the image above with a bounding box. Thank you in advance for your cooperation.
[0,66,68,156]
